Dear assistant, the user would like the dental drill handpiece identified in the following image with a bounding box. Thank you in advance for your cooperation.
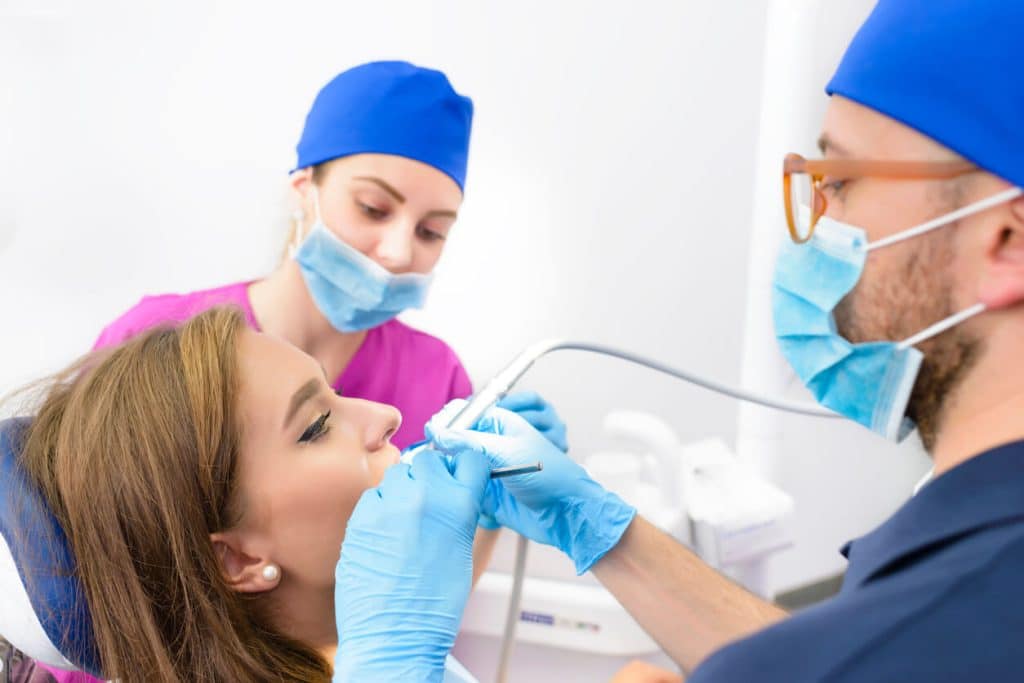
[443,340,557,478]
[400,341,553,474]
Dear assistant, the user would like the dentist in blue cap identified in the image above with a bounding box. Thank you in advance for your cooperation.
[334,1,1024,680]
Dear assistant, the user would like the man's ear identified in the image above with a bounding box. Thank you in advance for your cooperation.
[210,531,280,594]
[977,196,1024,309]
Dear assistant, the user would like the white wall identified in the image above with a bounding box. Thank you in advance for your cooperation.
[0,0,766,456]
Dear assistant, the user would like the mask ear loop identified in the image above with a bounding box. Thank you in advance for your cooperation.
[896,302,986,351]
[288,185,321,258]
[287,208,306,258]
[856,186,1022,351]
[866,186,1024,253]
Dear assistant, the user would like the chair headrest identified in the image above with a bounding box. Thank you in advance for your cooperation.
[0,418,101,675]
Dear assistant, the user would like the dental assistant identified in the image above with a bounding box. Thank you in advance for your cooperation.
[93,61,565,452]
[331,2,1024,681]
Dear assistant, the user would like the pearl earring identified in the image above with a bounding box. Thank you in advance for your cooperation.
[262,564,280,582]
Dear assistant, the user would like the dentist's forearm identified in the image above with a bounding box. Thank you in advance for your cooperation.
[592,516,787,674]
[472,527,501,586]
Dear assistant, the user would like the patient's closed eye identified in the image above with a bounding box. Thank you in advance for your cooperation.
[299,411,331,443]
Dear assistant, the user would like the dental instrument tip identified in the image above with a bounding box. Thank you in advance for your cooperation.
[489,463,543,479]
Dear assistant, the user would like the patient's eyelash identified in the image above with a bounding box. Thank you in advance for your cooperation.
[299,411,331,443]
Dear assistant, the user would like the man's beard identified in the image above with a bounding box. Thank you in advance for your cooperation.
[832,227,981,451]
[907,332,981,450]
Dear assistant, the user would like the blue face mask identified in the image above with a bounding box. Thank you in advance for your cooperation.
[293,188,433,333]
[772,186,1022,441]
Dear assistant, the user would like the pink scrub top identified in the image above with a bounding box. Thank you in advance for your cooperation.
[92,281,472,450]
[34,664,96,682]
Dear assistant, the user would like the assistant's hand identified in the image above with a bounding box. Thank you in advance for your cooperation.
[497,390,569,452]
[332,449,488,682]
[427,402,636,575]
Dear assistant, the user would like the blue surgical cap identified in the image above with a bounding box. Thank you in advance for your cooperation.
[827,0,1023,188]
[293,61,474,191]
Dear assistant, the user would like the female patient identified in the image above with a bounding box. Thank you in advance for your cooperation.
[18,307,400,681]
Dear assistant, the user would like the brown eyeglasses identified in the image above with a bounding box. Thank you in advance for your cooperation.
[782,153,978,243]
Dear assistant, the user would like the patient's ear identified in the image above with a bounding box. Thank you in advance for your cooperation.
[977,196,1024,309]
[210,531,280,594]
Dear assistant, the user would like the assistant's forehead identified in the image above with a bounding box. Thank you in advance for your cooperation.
[822,96,961,161]
[325,153,463,206]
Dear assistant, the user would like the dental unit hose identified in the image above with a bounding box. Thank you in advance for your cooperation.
[439,339,836,683]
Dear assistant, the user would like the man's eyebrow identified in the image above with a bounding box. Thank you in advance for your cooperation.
[353,176,406,203]
[817,133,850,156]
[284,378,320,428]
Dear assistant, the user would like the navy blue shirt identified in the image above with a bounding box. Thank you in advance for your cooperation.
[689,440,1024,682]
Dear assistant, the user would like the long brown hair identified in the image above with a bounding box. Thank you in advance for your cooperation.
[14,307,331,682]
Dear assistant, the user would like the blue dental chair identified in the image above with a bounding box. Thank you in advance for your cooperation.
[0,418,102,677]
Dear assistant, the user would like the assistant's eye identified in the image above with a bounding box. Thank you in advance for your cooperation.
[299,410,331,443]
[357,202,388,220]
[416,225,446,242]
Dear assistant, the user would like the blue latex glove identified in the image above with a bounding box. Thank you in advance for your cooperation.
[333,449,488,682]
[497,390,569,453]
[473,391,568,530]
[427,402,636,575]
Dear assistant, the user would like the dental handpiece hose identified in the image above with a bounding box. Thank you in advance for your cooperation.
[440,338,836,683]
[446,337,835,432]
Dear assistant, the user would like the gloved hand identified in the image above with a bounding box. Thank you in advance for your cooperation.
[427,402,636,575]
[426,391,569,530]
[497,390,569,452]
[333,449,488,682]
[475,391,568,530]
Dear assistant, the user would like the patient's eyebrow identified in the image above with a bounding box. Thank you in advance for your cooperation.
[284,378,320,428]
